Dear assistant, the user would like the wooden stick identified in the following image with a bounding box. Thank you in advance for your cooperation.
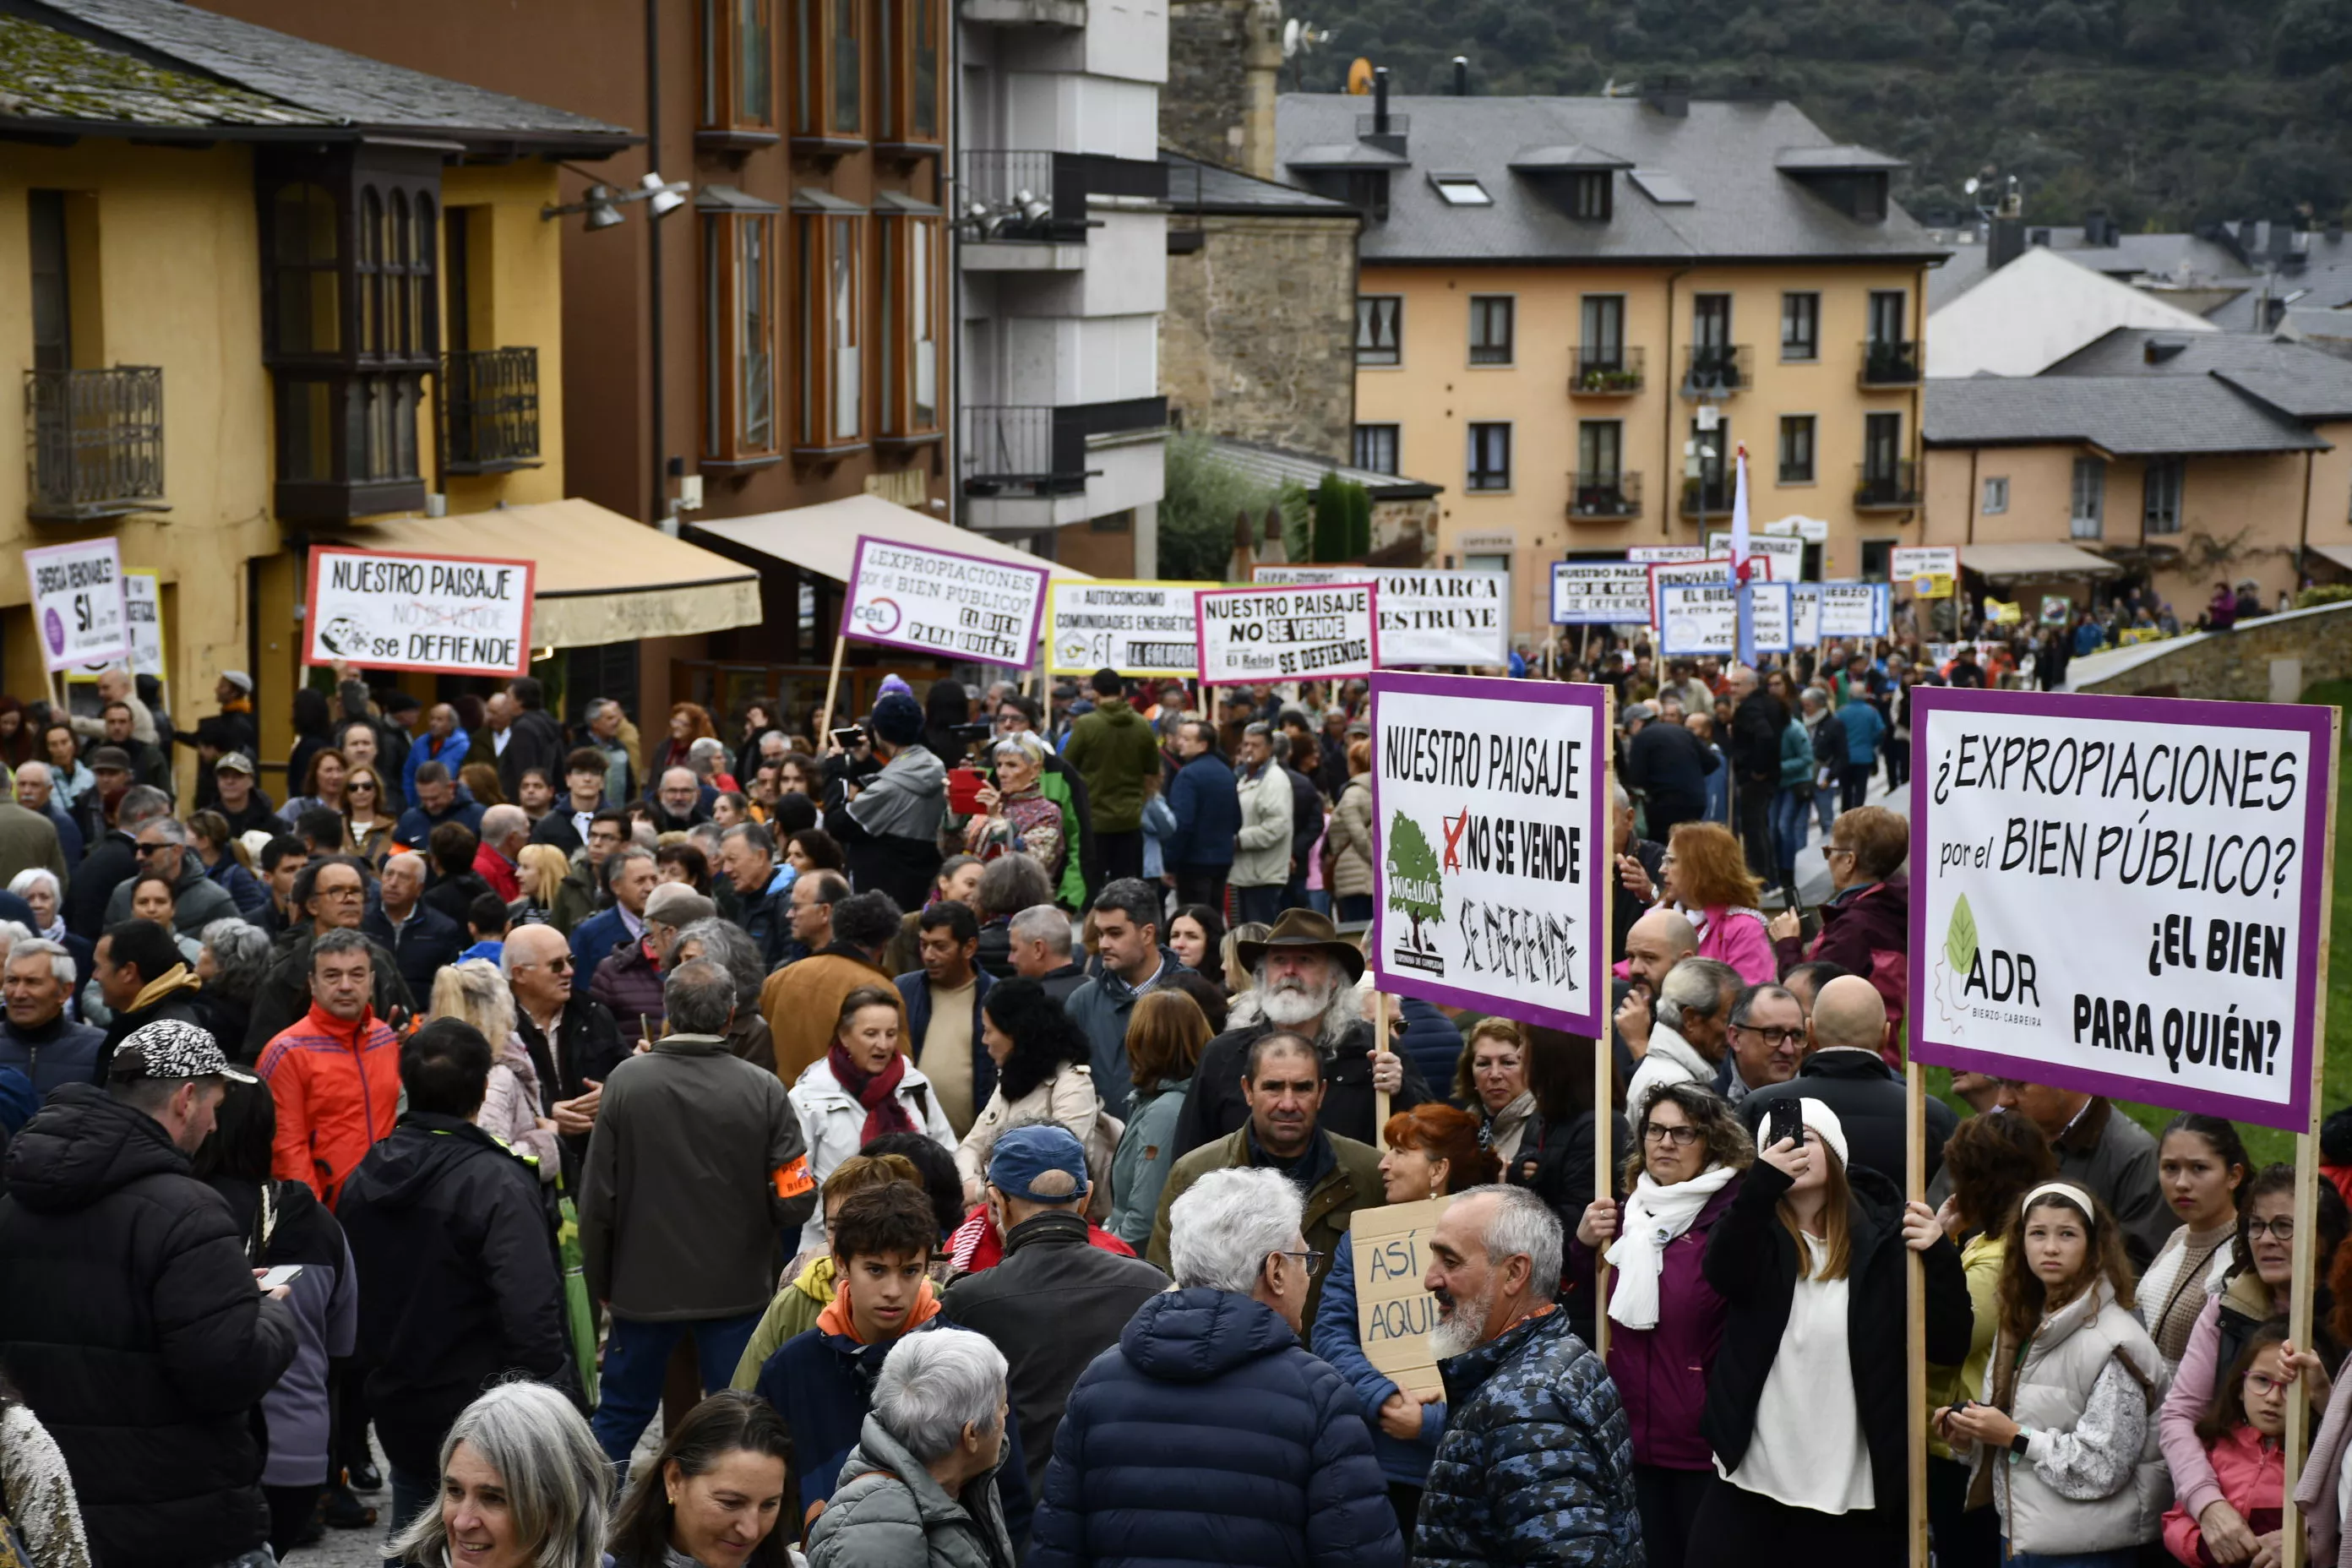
[1374,988,1391,1135]
[1593,1013,1614,1364]
[1907,1057,1929,1568]
[2283,705,2339,1568]
[816,630,848,740]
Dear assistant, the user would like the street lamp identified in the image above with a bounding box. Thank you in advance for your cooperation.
[542,166,692,231]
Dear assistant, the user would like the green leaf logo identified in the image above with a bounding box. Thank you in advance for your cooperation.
[1946,894,1979,975]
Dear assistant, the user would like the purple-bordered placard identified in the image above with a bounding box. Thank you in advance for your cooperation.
[1192,580,1380,688]
[838,533,1052,669]
[1908,685,2335,1133]
[1368,671,1612,1037]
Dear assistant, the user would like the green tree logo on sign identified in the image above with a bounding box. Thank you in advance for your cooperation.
[1387,811,1445,950]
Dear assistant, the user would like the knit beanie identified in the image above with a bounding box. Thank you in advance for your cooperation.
[870,692,924,748]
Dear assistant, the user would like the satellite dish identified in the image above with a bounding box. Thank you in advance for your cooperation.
[1348,57,1374,94]
[1963,176,1979,195]
[1283,18,1301,55]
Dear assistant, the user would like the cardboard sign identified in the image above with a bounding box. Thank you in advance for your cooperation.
[1628,545,1707,564]
[1195,581,1378,687]
[305,547,535,678]
[1369,672,1610,1034]
[1892,545,1960,601]
[1351,1195,1455,1399]
[71,569,164,682]
[1658,583,1794,657]
[1551,563,1654,626]
[1706,531,1808,581]
[841,536,1050,667]
[1253,566,1508,667]
[1046,580,1212,677]
[1909,688,2333,1132]
[1645,557,1774,629]
[25,537,130,672]
[1805,580,1890,640]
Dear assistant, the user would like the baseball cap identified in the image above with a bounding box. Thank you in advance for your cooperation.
[215,751,256,775]
[986,1125,1090,1201]
[219,671,254,694]
[89,746,131,773]
[111,1019,257,1085]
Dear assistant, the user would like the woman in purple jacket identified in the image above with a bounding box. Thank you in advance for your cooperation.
[1569,1081,1755,1568]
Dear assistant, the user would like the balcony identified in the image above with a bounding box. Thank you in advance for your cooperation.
[961,396,1167,501]
[1679,474,1734,518]
[1854,460,1921,510]
[439,347,542,475]
[1570,346,1644,396]
[1567,471,1642,519]
[958,150,1167,257]
[961,0,1086,26]
[1859,338,1922,388]
[24,367,166,523]
[1681,344,1751,397]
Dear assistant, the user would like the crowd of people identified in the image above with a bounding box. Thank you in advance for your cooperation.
[0,653,2343,1568]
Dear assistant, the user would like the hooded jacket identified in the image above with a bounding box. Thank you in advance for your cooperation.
[101,849,239,937]
[335,1112,573,1477]
[0,1084,297,1568]
[830,743,947,914]
[1062,696,1162,832]
[729,1254,837,1391]
[1028,1287,1402,1568]
[244,927,416,1057]
[811,1414,1017,1568]
[257,1002,401,1206]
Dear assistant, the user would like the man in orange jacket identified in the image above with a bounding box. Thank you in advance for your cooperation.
[256,926,401,1208]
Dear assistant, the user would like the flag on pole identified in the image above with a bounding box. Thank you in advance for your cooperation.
[1730,444,1756,666]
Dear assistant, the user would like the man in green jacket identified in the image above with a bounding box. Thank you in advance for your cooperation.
[1060,670,1161,884]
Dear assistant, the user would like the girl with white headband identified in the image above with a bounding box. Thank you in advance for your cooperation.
[1936,1181,2170,1566]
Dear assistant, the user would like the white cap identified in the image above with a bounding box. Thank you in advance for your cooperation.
[1799,1097,1849,1168]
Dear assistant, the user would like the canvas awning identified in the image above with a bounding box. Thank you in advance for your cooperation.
[689,493,1094,583]
[322,498,763,649]
[1957,542,2121,580]
[2306,544,2352,574]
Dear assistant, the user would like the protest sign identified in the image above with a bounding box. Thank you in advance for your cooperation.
[304,547,535,678]
[25,538,129,672]
[1892,545,1959,600]
[1815,580,1889,640]
[1628,545,1707,564]
[71,569,164,682]
[1253,565,1508,667]
[841,535,1050,667]
[1046,580,1212,677]
[1707,531,1807,580]
[1645,557,1773,629]
[1793,582,1823,649]
[1369,673,1609,1034]
[1658,583,1794,657]
[1350,1196,1454,1399]
[1908,688,2334,1132]
[1195,580,1377,686]
[1551,563,1653,626]
[2040,595,2073,627]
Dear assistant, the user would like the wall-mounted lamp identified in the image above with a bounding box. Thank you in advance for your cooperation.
[543,167,692,231]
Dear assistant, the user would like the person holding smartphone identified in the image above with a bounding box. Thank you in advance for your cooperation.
[1689,1097,1968,1564]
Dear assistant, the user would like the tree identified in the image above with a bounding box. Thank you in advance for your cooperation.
[1161,431,1280,581]
[1386,811,1446,945]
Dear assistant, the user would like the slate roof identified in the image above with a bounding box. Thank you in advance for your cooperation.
[2043,329,2352,421]
[1274,93,1946,264]
[1923,375,2328,455]
[1928,229,2253,311]
[6,0,632,150]
[0,12,325,126]
[1205,436,1442,500]
[1162,151,1358,216]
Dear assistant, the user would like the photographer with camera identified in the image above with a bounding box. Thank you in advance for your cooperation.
[822,693,945,914]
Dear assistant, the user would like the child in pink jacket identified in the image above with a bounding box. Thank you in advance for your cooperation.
[2163,1325,2289,1566]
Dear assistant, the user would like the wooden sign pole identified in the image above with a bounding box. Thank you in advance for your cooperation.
[1374,988,1391,1135]
[1907,1058,1929,1568]
[2283,706,2339,1568]
[816,630,848,741]
[1594,683,1617,1364]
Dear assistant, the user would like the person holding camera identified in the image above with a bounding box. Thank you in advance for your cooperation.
[825,694,945,916]
[964,732,1065,887]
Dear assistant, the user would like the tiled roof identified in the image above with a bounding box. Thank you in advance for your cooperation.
[1205,436,1442,500]
[1924,375,2327,455]
[1275,93,1946,264]
[1162,151,1358,215]
[2043,329,2352,421]
[0,12,324,126]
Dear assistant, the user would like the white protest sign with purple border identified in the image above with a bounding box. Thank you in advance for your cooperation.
[839,534,1051,668]
[1909,687,2333,1133]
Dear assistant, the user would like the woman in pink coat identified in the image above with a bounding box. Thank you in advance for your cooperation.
[2162,1323,2289,1565]
[1658,822,1777,986]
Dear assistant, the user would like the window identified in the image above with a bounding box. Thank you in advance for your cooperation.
[1778,416,1816,483]
[2143,458,2184,535]
[30,190,70,372]
[792,0,863,143]
[1781,291,1820,361]
[1432,175,1492,205]
[1860,539,1894,580]
[1690,416,1729,503]
[875,0,943,147]
[1571,171,1611,220]
[1580,295,1625,361]
[2072,456,2104,539]
[1692,294,1731,350]
[1468,296,1514,366]
[1981,476,2010,514]
[270,181,341,357]
[878,213,945,439]
[1867,290,1908,346]
[700,0,776,133]
[1356,296,1402,366]
[1863,411,1902,478]
[1353,424,1400,474]
[797,210,866,451]
[1577,420,1622,479]
[1466,423,1511,491]
[703,212,781,460]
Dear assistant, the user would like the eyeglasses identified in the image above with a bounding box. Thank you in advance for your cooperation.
[1821,845,1854,860]
[1732,1025,1807,1048]
[133,841,169,856]
[1272,1249,1325,1276]
[1642,1124,1702,1146]
[2248,1217,2295,1241]
[315,884,364,901]
[527,956,575,973]
[2246,1371,2291,1397]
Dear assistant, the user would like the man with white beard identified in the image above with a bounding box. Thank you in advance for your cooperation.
[1166,908,1429,1160]
[1412,1185,1643,1567]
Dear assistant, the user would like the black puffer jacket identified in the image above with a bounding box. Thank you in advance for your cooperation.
[0,1083,297,1568]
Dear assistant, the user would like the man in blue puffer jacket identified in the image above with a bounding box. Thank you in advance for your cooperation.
[1032,1166,1403,1568]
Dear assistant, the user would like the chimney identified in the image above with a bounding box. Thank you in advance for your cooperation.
[2330,219,2345,245]
[1642,74,1689,117]
[1373,67,1390,133]
[2270,222,2294,263]
[1259,505,1288,566]
[1453,56,1470,95]
[2084,210,2110,247]
[1989,214,2026,272]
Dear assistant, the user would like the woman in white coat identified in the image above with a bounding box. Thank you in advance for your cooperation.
[954,977,1112,1208]
[790,984,955,1255]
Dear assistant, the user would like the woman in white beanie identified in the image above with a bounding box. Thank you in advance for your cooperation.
[1687,1097,1971,1565]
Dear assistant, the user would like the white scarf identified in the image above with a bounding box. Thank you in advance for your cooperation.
[1604,1162,1740,1330]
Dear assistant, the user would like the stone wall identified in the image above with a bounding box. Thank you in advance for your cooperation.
[1166,0,1277,173]
[2074,597,2352,703]
[1162,212,1359,460]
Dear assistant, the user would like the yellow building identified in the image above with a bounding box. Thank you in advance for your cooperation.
[0,0,753,791]
[1277,85,1944,640]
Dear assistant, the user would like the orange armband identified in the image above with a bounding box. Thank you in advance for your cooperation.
[773,1156,814,1199]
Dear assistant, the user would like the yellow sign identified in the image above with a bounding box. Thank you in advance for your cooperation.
[1984,598,2021,625]
[1350,1195,1454,1399]
[1911,571,1955,600]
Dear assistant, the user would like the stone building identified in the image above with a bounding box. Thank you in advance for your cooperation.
[1165,0,1283,177]
[1162,151,1360,460]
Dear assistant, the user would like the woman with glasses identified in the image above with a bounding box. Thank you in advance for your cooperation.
[2162,1323,2291,1568]
[2159,1165,2349,1565]
[1935,1183,2168,1567]
[342,767,397,866]
[1451,1020,1534,1165]
[1568,1082,1753,1568]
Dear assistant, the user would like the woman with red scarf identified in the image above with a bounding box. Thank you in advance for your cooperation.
[787,984,956,1260]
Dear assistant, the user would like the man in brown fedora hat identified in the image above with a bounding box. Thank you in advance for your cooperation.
[1168,907,1430,1159]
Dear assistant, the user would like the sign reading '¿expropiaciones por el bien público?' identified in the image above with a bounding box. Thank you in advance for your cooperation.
[841,535,1053,668]
[1909,687,2335,1133]
[1369,673,1610,1037]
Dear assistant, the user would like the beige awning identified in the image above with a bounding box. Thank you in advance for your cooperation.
[689,493,1095,583]
[324,498,763,649]
[2307,544,2352,574]
[1959,542,2122,580]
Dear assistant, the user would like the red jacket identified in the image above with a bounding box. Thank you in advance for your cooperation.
[257,1003,400,1207]
[1772,874,1910,1066]
[945,1203,1135,1273]
[472,841,520,903]
[2164,1424,2281,1565]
